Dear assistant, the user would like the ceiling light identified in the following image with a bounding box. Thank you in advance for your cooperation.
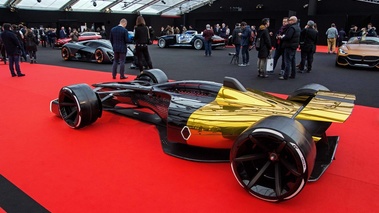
[256,4,263,9]
[93,0,97,7]
[161,0,166,4]
[37,0,41,3]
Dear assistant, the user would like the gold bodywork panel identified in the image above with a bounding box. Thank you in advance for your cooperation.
[185,87,355,148]
[296,91,355,123]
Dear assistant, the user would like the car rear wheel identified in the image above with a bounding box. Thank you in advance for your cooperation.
[136,69,168,84]
[230,116,316,202]
[61,47,70,61]
[158,38,166,48]
[287,83,329,104]
[58,84,102,129]
[193,38,203,50]
[95,49,105,63]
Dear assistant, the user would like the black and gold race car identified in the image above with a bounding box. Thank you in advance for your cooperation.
[50,69,355,202]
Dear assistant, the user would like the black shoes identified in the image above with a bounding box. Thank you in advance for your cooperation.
[11,74,17,77]
[18,73,25,77]
[112,76,116,79]
[120,76,127,79]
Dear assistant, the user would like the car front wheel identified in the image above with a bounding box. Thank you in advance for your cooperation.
[58,84,102,129]
[193,38,203,50]
[230,115,316,202]
[158,38,166,48]
[61,47,70,61]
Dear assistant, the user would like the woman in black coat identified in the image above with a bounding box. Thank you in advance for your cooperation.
[134,16,153,72]
[256,18,272,78]
[25,28,38,63]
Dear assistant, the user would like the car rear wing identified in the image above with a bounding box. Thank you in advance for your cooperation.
[295,91,355,123]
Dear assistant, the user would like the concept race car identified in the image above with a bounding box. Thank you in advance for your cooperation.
[336,36,379,69]
[157,30,226,50]
[50,69,355,202]
[61,39,134,64]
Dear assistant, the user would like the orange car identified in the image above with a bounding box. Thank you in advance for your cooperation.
[336,36,379,69]
[55,32,102,47]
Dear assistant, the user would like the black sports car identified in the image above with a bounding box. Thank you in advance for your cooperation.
[50,69,355,202]
[61,39,134,64]
[158,30,226,50]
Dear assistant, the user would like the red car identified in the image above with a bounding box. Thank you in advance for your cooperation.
[55,32,102,47]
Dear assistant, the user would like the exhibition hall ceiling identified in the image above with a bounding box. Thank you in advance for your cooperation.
[0,0,217,16]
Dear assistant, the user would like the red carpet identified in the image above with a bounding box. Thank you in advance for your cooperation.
[0,63,378,212]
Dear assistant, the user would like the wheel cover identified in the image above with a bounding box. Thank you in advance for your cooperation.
[95,50,104,63]
[231,130,307,202]
[194,39,203,50]
[58,84,101,129]
[59,87,82,128]
[158,39,166,48]
[62,47,69,60]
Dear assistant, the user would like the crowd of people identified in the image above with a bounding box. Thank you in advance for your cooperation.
[1,18,377,80]
[203,18,377,80]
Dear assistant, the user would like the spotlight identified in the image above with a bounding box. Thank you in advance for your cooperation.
[37,0,41,3]
[93,1,97,7]
[65,6,72,11]
[161,0,166,4]
[256,4,263,9]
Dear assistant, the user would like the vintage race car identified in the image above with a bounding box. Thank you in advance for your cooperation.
[157,30,225,50]
[55,32,102,47]
[50,69,355,202]
[336,36,379,69]
[61,39,134,64]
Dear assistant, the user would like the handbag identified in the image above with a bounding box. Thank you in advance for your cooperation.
[266,57,274,72]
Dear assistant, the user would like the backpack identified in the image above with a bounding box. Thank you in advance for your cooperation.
[255,37,261,51]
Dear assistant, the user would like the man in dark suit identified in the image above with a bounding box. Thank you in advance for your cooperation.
[109,18,129,79]
[298,20,318,73]
[1,23,25,77]
[279,16,300,80]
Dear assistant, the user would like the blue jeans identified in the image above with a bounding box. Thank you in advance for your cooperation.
[241,45,249,64]
[273,47,285,71]
[234,44,241,57]
[204,40,212,56]
[283,48,296,79]
[8,54,22,75]
[112,52,126,77]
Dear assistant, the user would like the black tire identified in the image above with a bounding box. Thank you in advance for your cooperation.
[158,38,166,48]
[193,38,203,50]
[136,69,168,84]
[95,49,104,63]
[58,84,102,129]
[230,116,316,202]
[61,47,70,61]
[287,83,329,104]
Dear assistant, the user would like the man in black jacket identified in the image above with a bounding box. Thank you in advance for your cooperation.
[298,20,318,73]
[1,23,25,77]
[279,16,300,80]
